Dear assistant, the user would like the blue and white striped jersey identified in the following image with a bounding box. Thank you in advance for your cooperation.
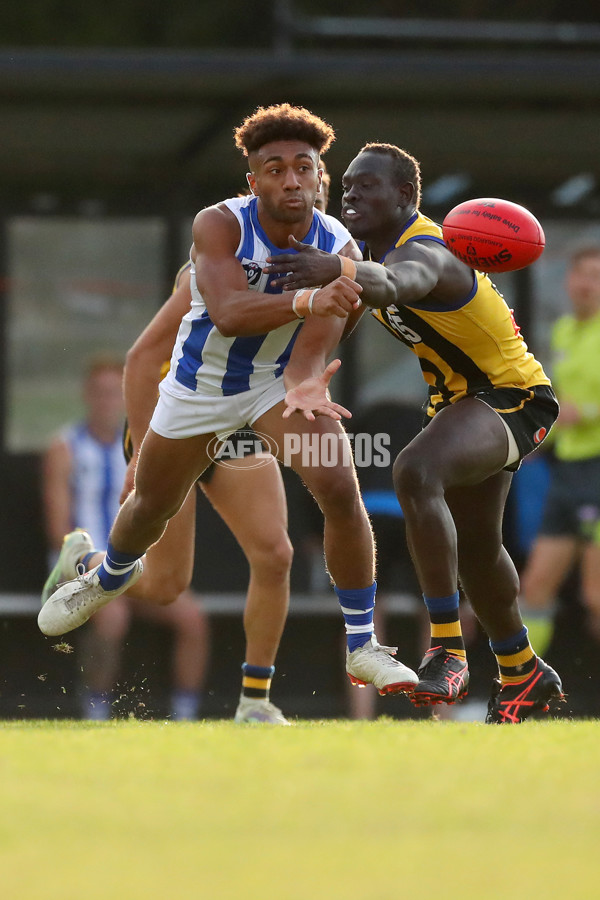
[63,423,126,547]
[164,195,352,398]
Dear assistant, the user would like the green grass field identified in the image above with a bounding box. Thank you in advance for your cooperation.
[1,718,597,900]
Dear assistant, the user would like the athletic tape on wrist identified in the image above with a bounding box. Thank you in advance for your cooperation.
[293,290,310,318]
[339,256,358,280]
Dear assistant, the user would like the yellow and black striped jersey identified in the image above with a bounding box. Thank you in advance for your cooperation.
[370,211,550,417]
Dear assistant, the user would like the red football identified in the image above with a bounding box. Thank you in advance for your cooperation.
[442,197,545,273]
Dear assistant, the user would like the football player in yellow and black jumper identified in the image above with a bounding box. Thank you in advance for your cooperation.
[265,141,564,723]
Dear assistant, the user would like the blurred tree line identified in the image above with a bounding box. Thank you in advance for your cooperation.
[2,0,597,49]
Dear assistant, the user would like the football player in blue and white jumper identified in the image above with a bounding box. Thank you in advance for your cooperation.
[39,104,419,699]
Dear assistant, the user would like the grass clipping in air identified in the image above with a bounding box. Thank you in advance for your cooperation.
[0,718,597,900]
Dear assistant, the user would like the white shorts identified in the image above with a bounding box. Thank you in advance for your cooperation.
[150,373,287,441]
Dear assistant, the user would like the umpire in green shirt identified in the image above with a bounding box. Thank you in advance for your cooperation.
[521,244,600,638]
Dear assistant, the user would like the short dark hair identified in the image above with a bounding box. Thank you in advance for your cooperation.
[234,104,335,157]
[359,142,422,207]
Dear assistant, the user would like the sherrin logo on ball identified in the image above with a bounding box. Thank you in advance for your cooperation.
[442,197,545,273]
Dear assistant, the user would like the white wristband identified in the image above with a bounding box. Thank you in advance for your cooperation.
[307,289,319,313]
[292,290,306,319]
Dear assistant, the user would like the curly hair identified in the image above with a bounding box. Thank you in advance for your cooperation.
[360,142,422,207]
[234,103,335,157]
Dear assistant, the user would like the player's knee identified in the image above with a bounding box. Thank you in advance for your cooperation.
[310,467,362,519]
[158,579,190,605]
[276,532,294,570]
[392,448,436,504]
[141,569,190,605]
[251,532,293,579]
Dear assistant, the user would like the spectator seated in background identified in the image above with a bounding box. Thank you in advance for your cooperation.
[41,354,208,720]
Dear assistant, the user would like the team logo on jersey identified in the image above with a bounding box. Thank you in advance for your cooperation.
[242,261,262,286]
[533,427,547,444]
[206,429,279,470]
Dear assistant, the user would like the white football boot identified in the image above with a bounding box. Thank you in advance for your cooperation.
[234,697,291,725]
[346,635,418,696]
[38,560,143,636]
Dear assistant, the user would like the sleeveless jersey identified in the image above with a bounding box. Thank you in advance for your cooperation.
[63,422,126,547]
[164,195,352,398]
[370,210,550,417]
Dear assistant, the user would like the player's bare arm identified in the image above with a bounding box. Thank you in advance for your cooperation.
[359,240,473,308]
[265,235,363,291]
[265,236,422,306]
[193,206,361,334]
[285,311,346,383]
[42,438,74,549]
[124,273,192,456]
[281,302,367,418]
[282,306,352,421]
[122,272,194,499]
[265,237,472,309]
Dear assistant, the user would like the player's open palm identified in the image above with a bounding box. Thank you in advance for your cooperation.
[283,358,351,421]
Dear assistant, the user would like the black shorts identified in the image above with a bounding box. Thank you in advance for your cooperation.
[122,421,260,485]
[470,384,559,472]
[538,455,600,541]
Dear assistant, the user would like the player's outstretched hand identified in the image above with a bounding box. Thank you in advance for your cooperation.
[266,235,345,290]
[283,359,352,421]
